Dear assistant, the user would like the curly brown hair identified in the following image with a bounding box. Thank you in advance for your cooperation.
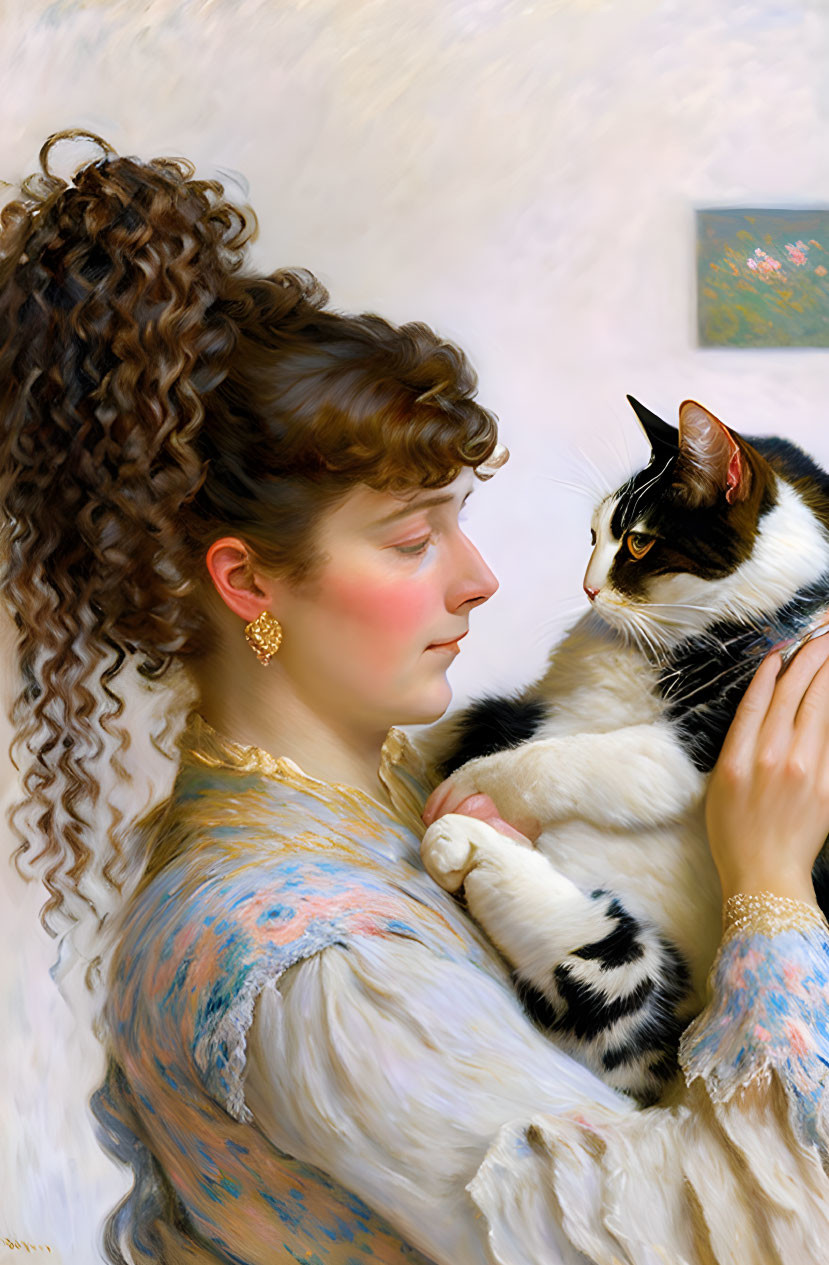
[0,129,503,970]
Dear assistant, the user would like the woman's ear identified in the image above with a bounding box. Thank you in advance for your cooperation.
[204,538,282,621]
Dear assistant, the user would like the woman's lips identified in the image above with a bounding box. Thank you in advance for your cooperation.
[427,632,468,651]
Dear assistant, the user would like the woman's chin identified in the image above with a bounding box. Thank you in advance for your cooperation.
[400,680,453,727]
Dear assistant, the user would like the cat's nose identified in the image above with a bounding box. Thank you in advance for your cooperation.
[584,584,600,602]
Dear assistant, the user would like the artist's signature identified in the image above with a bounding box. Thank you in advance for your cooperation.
[2,1240,52,1254]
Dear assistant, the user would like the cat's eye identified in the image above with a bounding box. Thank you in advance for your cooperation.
[625,532,655,560]
[590,528,597,546]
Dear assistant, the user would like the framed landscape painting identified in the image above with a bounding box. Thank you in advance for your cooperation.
[697,208,829,347]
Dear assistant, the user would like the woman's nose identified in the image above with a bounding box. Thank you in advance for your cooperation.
[450,535,499,610]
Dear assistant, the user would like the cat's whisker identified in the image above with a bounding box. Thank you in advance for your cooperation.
[572,447,613,500]
[622,609,670,664]
[561,448,609,493]
[532,610,587,650]
[626,457,675,524]
[618,421,637,473]
[538,474,600,500]
[594,429,641,488]
[535,604,587,628]
[644,602,720,615]
[661,626,775,707]
[534,597,587,627]
[644,609,701,631]
[665,659,756,710]
[700,626,769,656]
[601,600,677,661]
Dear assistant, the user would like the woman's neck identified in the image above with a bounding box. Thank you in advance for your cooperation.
[195,658,394,809]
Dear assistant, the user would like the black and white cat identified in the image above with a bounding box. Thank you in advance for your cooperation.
[419,396,829,1104]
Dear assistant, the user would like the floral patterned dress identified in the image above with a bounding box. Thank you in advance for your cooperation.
[92,713,829,1265]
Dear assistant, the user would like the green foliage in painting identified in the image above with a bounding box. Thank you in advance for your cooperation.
[697,209,829,347]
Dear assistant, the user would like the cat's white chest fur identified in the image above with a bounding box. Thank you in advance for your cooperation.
[533,614,722,994]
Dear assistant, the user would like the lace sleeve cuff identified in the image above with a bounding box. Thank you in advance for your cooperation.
[720,891,829,943]
[678,891,829,1150]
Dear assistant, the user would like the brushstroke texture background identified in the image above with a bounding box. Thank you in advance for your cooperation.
[2,0,829,1260]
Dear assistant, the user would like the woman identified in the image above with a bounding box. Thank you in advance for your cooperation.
[2,131,828,1265]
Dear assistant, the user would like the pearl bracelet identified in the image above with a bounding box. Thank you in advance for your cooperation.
[722,891,829,942]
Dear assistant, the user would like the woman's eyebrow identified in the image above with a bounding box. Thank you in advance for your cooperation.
[372,488,472,528]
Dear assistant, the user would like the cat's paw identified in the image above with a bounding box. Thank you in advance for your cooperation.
[421,815,478,892]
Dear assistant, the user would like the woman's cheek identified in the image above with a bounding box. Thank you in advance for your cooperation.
[322,571,433,668]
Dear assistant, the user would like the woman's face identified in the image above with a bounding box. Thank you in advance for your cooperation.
[271,466,498,737]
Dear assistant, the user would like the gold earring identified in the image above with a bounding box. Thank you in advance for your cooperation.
[244,611,283,665]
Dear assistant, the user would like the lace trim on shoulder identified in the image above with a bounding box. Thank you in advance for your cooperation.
[193,928,350,1124]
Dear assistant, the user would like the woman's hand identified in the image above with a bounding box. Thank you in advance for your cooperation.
[423,770,542,842]
[706,629,829,906]
[422,790,538,847]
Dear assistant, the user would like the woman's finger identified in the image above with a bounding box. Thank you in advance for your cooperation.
[723,617,829,765]
[423,779,474,824]
[422,781,451,823]
[792,648,829,737]
[717,649,781,766]
[761,630,829,740]
[453,793,499,819]
[452,794,534,846]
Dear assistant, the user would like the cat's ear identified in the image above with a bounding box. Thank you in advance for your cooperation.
[676,400,750,507]
[626,395,678,464]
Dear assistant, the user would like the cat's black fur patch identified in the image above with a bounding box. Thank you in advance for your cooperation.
[572,897,644,968]
[595,937,691,1089]
[436,694,549,779]
[647,1047,681,1086]
[752,434,829,498]
[610,455,676,540]
[659,576,829,774]
[513,973,559,1029]
[499,868,694,1102]
[812,847,829,916]
[552,965,655,1038]
[656,572,829,920]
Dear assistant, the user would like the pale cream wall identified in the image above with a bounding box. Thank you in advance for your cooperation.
[2,0,829,1258]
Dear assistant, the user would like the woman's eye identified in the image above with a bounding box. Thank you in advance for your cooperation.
[626,532,655,560]
[395,537,431,556]
[590,528,597,546]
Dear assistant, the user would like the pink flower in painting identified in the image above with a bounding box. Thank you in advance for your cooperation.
[754,1024,772,1043]
[785,242,808,265]
[816,265,827,277]
[750,247,783,276]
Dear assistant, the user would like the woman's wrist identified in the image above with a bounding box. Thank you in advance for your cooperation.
[717,865,818,908]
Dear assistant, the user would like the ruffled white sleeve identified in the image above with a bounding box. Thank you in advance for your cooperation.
[244,932,628,1265]
[471,895,829,1265]
[244,900,829,1265]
